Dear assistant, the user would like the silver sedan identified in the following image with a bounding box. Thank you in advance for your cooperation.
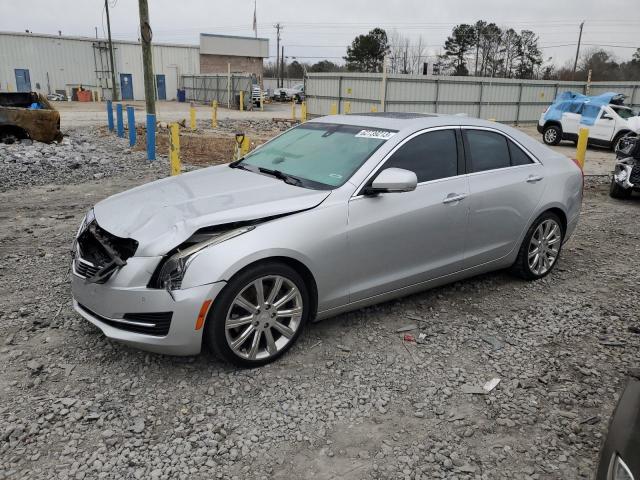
[70,113,583,367]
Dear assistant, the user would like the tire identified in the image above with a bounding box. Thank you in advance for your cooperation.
[611,132,630,152]
[609,177,632,199]
[204,261,310,368]
[0,132,19,145]
[511,212,564,281]
[542,125,562,146]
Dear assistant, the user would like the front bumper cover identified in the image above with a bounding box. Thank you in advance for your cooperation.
[71,272,225,356]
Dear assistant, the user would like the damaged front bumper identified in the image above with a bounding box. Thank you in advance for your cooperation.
[613,158,640,190]
[71,270,225,356]
[70,214,226,356]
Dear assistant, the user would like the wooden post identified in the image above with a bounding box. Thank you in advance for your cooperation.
[211,100,218,128]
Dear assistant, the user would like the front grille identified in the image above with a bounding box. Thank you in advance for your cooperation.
[630,165,640,186]
[78,304,173,337]
[74,258,101,278]
[73,221,138,283]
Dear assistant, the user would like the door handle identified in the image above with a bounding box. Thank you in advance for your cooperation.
[526,175,544,183]
[442,193,467,204]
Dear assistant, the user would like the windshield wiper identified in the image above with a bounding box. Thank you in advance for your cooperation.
[258,167,302,186]
[229,159,249,170]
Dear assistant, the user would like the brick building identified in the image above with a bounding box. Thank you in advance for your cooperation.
[199,34,269,80]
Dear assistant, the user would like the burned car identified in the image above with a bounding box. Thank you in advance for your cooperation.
[610,133,640,198]
[0,92,62,144]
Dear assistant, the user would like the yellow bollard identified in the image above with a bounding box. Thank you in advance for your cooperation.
[211,100,218,128]
[301,101,307,122]
[189,102,196,130]
[344,101,351,114]
[240,90,244,112]
[329,103,337,115]
[169,123,181,176]
[370,105,378,113]
[575,127,589,170]
[291,100,296,120]
[240,135,251,157]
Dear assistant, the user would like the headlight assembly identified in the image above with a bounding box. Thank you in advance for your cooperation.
[154,226,255,291]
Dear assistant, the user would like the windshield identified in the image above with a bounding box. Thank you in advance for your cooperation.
[611,106,636,119]
[238,123,395,189]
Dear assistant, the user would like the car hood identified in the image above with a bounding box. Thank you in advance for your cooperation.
[93,165,331,257]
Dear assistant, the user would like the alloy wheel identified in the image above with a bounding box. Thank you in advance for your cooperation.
[544,129,557,143]
[528,219,561,276]
[224,275,303,361]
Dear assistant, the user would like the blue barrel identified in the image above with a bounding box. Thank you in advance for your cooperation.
[177,89,186,102]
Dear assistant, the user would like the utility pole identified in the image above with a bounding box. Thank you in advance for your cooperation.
[572,21,585,80]
[105,0,118,101]
[274,23,282,87]
[138,0,155,115]
[138,0,156,161]
[281,46,285,88]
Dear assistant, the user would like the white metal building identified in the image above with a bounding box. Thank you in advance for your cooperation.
[0,31,200,101]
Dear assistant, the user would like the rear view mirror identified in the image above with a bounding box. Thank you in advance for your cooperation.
[365,168,417,195]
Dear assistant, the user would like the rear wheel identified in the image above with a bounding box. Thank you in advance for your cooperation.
[205,262,309,367]
[609,177,633,199]
[542,125,562,146]
[511,212,564,280]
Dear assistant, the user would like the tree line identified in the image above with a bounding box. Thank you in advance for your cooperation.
[264,23,640,82]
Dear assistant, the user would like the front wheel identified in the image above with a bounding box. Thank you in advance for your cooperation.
[205,262,309,367]
[542,125,562,146]
[609,177,633,199]
[511,212,564,280]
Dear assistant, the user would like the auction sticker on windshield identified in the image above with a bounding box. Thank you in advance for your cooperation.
[355,130,395,140]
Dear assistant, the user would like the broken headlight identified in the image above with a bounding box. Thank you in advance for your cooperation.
[155,226,255,291]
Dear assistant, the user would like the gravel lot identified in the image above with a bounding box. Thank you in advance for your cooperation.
[1,122,639,480]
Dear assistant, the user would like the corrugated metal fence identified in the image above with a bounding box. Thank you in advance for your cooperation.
[305,73,640,124]
[182,74,252,108]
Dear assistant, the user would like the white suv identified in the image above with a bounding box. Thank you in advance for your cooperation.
[538,100,640,150]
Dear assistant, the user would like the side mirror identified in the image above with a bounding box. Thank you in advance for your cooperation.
[602,113,613,120]
[364,168,417,195]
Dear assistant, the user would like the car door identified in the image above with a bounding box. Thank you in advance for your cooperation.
[562,103,583,136]
[347,128,469,302]
[588,106,617,142]
[462,128,546,268]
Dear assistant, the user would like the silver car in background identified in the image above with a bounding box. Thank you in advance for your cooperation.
[70,113,583,367]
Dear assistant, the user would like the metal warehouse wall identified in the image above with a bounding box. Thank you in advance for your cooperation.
[305,72,640,123]
[0,32,199,100]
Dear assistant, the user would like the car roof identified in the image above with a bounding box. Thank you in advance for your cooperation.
[311,112,507,132]
[309,112,560,162]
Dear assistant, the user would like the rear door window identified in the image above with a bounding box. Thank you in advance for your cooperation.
[465,130,511,173]
[383,129,458,183]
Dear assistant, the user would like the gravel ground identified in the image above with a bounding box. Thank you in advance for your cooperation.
[1,126,639,480]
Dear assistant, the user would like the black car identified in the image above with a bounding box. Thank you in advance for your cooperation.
[596,369,640,480]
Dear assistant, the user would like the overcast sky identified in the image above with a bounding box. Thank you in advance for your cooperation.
[2,0,639,67]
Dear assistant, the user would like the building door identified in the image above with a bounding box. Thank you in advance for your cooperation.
[15,69,31,92]
[155,74,166,100]
[120,73,134,100]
